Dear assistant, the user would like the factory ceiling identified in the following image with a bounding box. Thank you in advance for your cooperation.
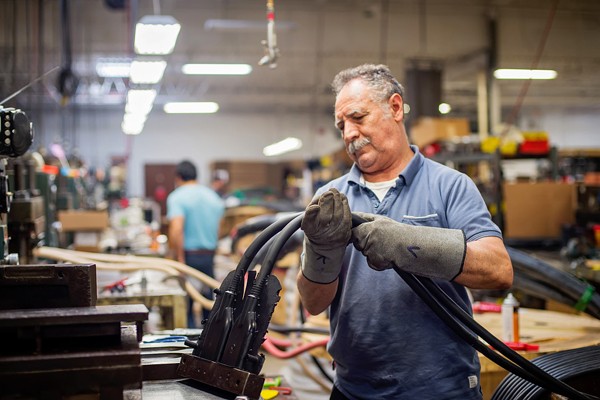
[2,0,600,125]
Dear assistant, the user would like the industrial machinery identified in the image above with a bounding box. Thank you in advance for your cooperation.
[0,106,149,399]
[0,106,34,265]
[176,214,301,399]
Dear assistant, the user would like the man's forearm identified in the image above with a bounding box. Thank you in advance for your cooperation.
[297,271,338,315]
[453,236,513,290]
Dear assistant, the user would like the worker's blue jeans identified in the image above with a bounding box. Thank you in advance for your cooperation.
[184,252,215,327]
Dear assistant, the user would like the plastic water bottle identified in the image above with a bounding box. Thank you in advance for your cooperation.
[502,293,520,342]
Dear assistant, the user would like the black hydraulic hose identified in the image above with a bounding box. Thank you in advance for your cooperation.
[512,274,580,310]
[513,266,600,319]
[393,267,548,389]
[297,297,336,384]
[251,214,303,297]
[508,247,600,318]
[310,354,335,384]
[395,267,597,399]
[248,230,304,271]
[492,346,600,400]
[268,324,330,335]
[408,272,598,400]
[229,212,301,292]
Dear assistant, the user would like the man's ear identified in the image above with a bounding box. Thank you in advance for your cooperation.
[388,93,404,122]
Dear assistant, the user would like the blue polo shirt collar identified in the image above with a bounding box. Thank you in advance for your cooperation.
[347,144,423,187]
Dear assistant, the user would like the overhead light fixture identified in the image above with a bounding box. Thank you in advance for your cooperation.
[96,58,131,78]
[204,19,297,32]
[121,117,144,135]
[125,89,157,114]
[263,137,303,157]
[129,60,167,84]
[163,102,219,114]
[494,69,557,80]
[438,103,451,115]
[134,15,181,55]
[123,112,147,126]
[182,63,253,75]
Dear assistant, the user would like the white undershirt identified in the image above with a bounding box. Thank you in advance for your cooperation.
[361,175,398,202]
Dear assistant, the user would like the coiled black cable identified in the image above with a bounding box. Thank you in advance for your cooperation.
[398,269,598,400]
[507,247,600,319]
[492,346,600,400]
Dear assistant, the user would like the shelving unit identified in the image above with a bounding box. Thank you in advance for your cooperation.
[430,148,563,238]
[431,151,504,229]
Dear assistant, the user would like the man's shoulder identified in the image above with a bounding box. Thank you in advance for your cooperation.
[420,157,467,183]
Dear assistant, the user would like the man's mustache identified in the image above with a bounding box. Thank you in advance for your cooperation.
[347,138,371,154]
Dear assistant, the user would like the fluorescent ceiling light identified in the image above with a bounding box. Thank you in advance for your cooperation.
[125,89,157,114]
[121,118,144,135]
[494,69,557,80]
[182,63,252,75]
[263,137,303,157]
[134,15,181,55]
[96,59,131,78]
[130,60,167,84]
[163,102,219,114]
[123,112,147,126]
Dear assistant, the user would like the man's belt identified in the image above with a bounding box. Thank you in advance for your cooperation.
[185,249,215,255]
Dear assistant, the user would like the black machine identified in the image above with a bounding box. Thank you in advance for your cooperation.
[0,106,149,399]
[0,106,34,265]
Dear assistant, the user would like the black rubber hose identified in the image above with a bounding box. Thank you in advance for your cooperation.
[251,214,303,296]
[394,268,548,389]
[297,297,336,384]
[507,247,600,318]
[396,268,595,400]
[229,212,300,292]
[248,230,304,271]
[409,272,598,400]
[268,324,330,335]
[512,274,581,310]
[492,346,600,400]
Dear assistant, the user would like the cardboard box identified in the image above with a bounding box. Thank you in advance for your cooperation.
[503,182,576,239]
[409,117,470,148]
[58,210,109,232]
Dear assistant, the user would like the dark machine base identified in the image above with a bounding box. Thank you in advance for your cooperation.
[177,353,265,400]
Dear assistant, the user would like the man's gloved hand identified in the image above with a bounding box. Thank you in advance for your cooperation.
[300,188,352,284]
[351,212,467,281]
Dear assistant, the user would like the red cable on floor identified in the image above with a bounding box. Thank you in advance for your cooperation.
[261,336,329,359]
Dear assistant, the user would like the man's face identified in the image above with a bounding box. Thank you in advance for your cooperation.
[334,79,404,175]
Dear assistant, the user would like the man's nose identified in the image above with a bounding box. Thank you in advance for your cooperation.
[342,123,360,141]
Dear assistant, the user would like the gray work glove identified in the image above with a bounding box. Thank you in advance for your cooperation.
[300,188,352,284]
[351,212,466,281]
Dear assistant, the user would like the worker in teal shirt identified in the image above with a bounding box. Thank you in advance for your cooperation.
[167,160,225,326]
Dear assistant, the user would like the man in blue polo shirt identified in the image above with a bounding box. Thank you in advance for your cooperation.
[297,64,513,399]
[167,160,225,326]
